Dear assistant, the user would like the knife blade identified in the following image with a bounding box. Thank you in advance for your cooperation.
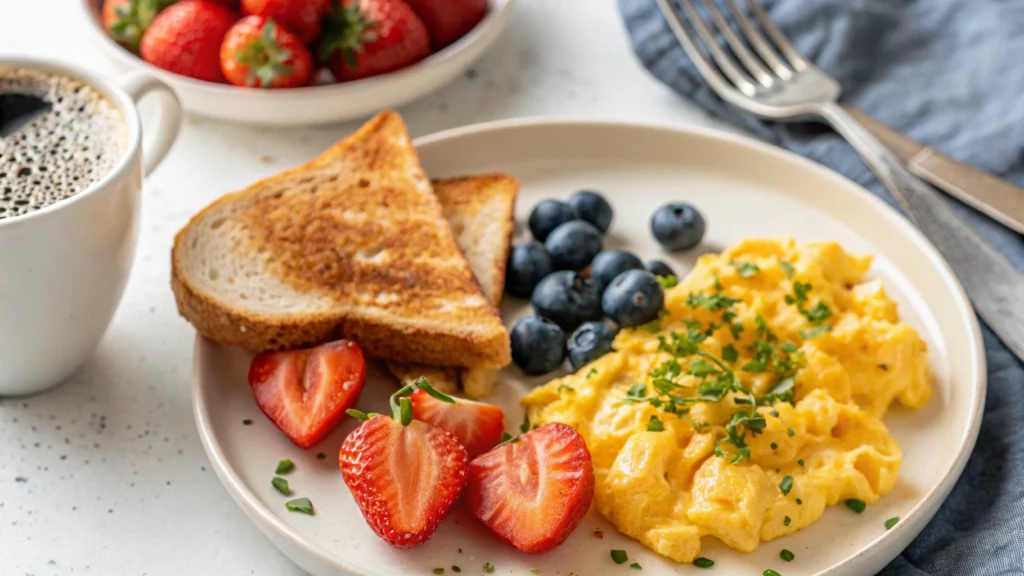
[844,105,1024,234]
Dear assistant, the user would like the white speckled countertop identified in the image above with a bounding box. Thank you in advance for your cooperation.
[0,1,737,574]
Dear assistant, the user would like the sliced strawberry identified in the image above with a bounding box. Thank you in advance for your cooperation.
[340,399,468,548]
[466,422,594,554]
[409,388,504,458]
[248,339,366,449]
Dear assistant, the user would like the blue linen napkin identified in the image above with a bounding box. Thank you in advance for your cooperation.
[618,0,1024,573]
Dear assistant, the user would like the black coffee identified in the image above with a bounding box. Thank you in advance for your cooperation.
[0,68,128,220]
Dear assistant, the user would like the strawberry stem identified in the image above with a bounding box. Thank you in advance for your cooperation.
[346,409,369,421]
[235,19,295,88]
[108,0,170,53]
[413,377,457,404]
[316,3,376,65]
[398,397,413,426]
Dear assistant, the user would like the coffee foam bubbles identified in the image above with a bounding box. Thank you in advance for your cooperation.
[0,68,128,220]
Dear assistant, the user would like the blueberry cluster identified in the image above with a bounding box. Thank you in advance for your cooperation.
[505,191,706,376]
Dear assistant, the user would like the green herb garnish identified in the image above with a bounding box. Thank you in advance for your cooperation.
[694,557,714,568]
[630,562,642,569]
[558,384,576,393]
[587,368,599,379]
[530,570,539,575]
[783,515,791,526]
[764,570,781,576]
[797,459,804,466]
[271,477,290,495]
[482,562,494,573]
[770,442,778,450]
[799,325,832,340]
[285,497,314,515]
[779,475,794,495]
[779,260,795,278]
[731,260,760,278]
[520,413,531,433]
[846,499,866,513]
[501,432,512,442]
[656,275,679,288]
[275,459,294,474]
[647,415,665,432]
[780,549,794,561]
[885,516,899,529]
[796,498,803,505]
[433,569,444,575]
[611,550,628,564]
[787,428,795,437]
[687,292,740,312]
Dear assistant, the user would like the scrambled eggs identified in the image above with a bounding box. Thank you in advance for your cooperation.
[522,237,931,562]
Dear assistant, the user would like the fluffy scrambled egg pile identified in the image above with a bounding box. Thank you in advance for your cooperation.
[522,237,931,562]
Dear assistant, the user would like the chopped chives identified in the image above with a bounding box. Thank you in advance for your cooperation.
[787,428,795,437]
[432,570,444,575]
[846,499,866,514]
[886,516,900,529]
[482,562,494,573]
[271,477,290,495]
[285,497,314,515]
[647,415,665,432]
[275,459,295,474]
[694,558,714,568]
[764,570,781,576]
[783,516,791,526]
[796,498,803,505]
[780,549,794,562]
[630,562,642,569]
[611,550,628,564]
[770,442,778,450]
[797,459,804,466]
[779,475,794,495]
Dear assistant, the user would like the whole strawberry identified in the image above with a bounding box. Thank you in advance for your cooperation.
[221,16,314,88]
[403,0,486,50]
[318,0,430,82]
[140,0,238,83]
[241,0,330,43]
[340,381,468,548]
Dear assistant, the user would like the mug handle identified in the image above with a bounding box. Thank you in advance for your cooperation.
[118,73,182,177]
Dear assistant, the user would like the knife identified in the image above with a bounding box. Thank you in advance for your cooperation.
[844,105,1024,234]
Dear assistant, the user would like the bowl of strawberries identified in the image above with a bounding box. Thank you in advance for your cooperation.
[82,0,514,125]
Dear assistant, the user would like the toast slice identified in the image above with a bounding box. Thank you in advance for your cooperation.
[171,111,510,368]
[386,174,518,396]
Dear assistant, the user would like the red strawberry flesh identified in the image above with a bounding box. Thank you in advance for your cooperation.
[466,422,595,553]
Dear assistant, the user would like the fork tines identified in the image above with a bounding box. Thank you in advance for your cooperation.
[656,0,808,96]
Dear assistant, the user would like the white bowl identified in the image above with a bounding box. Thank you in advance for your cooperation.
[80,0,514,126]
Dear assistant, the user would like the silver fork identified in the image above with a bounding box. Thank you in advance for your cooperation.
[656,0,1024,361]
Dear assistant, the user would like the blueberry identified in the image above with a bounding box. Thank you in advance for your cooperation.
[510,316,566,376]
[645,259,676,279]
[528,199,578,242]
[532,270,602,331]
[650,203,705,251]
[544,220,603,271]
[602,269,665,328]
[590,250,644,294]
[567,321,617,371]
[568,190,614,234]
[505,242,553,298]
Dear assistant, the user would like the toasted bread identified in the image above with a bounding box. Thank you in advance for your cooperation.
[171,111,510,368]
[385,174,518,396]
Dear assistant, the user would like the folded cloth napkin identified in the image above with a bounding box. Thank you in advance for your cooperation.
[619,0,1024,573]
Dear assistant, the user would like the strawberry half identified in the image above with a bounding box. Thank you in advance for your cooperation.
[466,422,595,554]
[340,384,468,548]
[248,339,366,449]
[409,386,504,458]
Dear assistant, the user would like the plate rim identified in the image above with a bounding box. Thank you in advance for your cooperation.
[191,116,987,576]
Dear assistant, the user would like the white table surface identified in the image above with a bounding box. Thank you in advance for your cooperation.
[0,1,740,574]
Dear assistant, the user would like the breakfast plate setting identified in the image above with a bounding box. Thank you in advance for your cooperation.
[6,1,1024,575]
[190,113,985,576]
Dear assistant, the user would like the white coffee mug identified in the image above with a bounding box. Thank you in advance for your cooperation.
[0,58,181,395]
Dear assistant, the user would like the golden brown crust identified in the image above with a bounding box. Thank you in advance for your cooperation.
[170,111,510,367]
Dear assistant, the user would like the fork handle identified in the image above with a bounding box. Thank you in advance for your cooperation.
[820,102,1024,360]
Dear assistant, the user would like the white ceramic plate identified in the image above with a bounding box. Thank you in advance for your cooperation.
[80,0,514,126]
[192,119,986,576]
